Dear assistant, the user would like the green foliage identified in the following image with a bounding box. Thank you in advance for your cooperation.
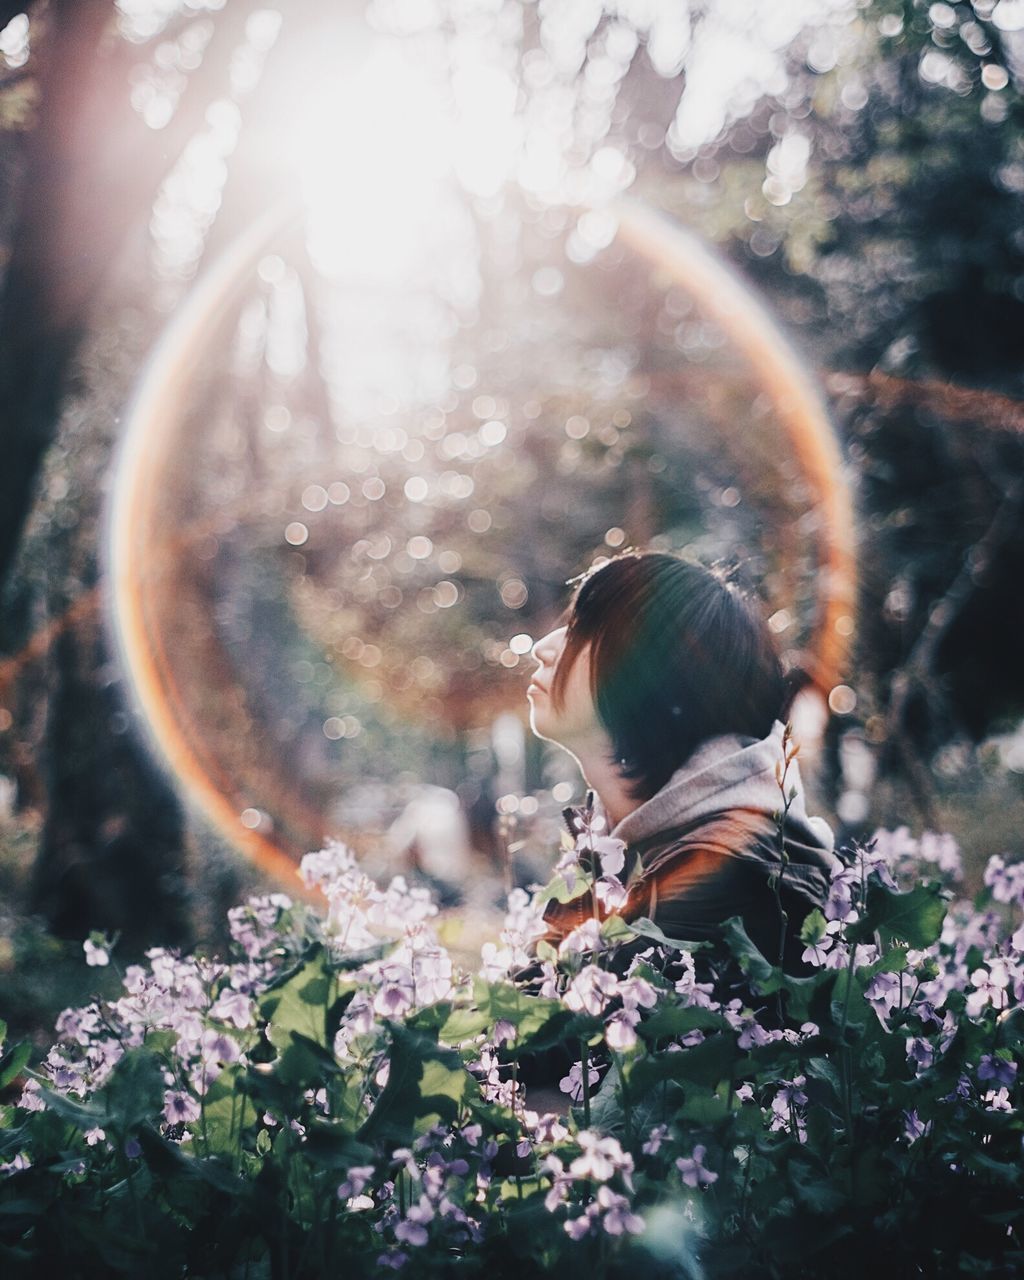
[1,831,1022,1278]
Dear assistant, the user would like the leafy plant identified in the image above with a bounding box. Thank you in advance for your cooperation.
[1,825,1022,1278]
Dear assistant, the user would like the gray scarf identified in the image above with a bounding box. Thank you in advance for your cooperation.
[606,720,838,868]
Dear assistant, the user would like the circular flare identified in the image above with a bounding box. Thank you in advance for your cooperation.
[107,195,856,886]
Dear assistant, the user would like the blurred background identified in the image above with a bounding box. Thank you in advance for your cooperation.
[1,0,1023,1042]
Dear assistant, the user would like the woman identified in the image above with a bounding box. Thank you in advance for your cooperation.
[526,550,838,977]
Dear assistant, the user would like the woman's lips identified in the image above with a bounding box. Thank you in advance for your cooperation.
[527,678,547,696]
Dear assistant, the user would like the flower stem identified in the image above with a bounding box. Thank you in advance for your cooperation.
[580,1039,592,1129]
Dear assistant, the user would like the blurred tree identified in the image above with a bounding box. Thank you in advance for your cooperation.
[639,0,1024,819]
[0,0,265,942]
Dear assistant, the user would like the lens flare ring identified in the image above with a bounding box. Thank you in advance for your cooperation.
[107,195,856,886]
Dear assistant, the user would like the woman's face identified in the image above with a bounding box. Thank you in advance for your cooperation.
[526,625,603,751]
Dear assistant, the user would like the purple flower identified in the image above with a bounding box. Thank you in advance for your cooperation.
[982,1087,1013,1113]
[595,876,629,911]
[978,1055,1017,1087]
[373,962,415,1019]
[527,1112,568,1144]
[17,1080,45,1112]
[596,1185,644,1236]
[558,1060,600,1102]
[210,990,253,1029]
[200,1029,241,1069]
[918,832,962,880]
[557,918,604,959]
[543,1154,572,1212]
[984,854,1024,907]
[564,1208,597,1240]
[163,1090,201,1126]
[584,835,627,879]
[338,1164,376,1201]
[676,1144,718,1188]
[864,970,903,1025]
[902,1109,932,1143]
[769,1076,809,1138]
[906,1037,935,1073]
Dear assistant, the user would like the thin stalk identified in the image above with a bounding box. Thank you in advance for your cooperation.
[614,1052,632,1144]
[580,1039,592,1129]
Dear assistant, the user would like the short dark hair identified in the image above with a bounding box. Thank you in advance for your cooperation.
[550,551,790,801]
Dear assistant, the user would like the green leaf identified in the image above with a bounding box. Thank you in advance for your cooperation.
[638,1004,727,1042]
[437,980,573,1051]
[600,914,635,944]
[720,917,827,1022]
[678,1088,730,1124]
[359,1024,475,1146]
[103,1049,165,1133]
[628,1029,736,1093]
[197,1065,246,1157]
[789,1157,847,1214]
[800,908,827,946]
[274,1031,345,1089]
[721,916,777,987]
[624,917,703,952]
[847,882,947,950]
[805,1056,843,1101]
[536,872,590,906]
[34,1080,105,1129]
[0,1042,31,1091]
[259,947,351,1056]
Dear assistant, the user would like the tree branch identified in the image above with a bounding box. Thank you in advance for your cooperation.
[825,370,1024,435]
[883,472,1024,820]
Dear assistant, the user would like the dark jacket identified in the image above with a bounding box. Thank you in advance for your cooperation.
[543,722,838,976]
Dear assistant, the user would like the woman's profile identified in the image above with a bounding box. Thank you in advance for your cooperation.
[526,549,838,979]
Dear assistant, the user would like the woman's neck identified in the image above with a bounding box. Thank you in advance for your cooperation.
[568,741,644,830]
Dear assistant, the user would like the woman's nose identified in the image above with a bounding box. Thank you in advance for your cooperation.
[531,627,565,668]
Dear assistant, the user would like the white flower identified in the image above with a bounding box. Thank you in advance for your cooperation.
[590,836,627,878]
[557,918,604,959]
[605,1008,640,1052]
[84,938,110,967]
[17,1080,45,1113]
[594,876,629,911]
[564,965,619,1017]
[568,1131,633,1183]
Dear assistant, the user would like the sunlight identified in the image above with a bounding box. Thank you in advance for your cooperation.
[295,39,459,284]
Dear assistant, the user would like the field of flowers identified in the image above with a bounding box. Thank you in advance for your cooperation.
[1,817,1022,1278]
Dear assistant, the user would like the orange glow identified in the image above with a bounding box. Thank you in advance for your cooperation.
[613,197,857,696]
[108,199,315,893]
